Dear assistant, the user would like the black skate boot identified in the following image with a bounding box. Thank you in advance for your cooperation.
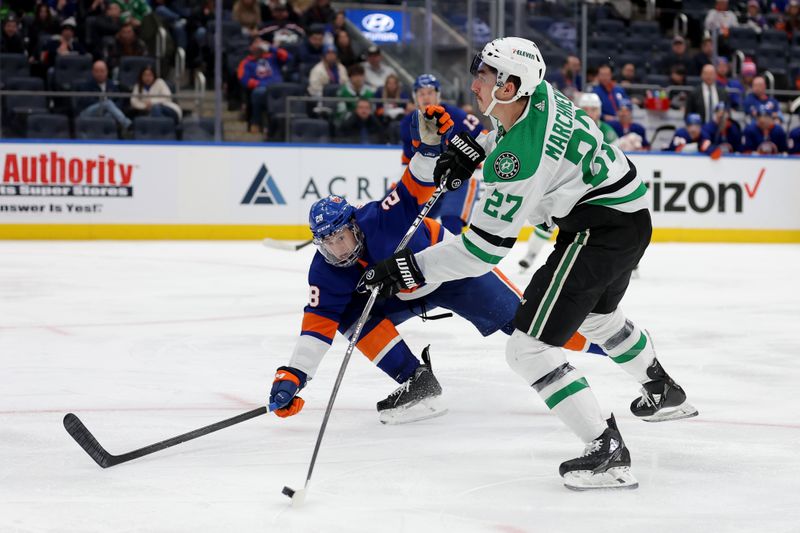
[377,346,447,425]
[631,358,698,422]
[559,414,638,490]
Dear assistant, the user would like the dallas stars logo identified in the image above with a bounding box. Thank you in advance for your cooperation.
[493,152,520,180]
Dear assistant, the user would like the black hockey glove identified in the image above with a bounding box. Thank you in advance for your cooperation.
[359,248,425,299]
[433,132,486,191]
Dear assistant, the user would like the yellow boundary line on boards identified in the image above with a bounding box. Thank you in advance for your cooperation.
[0,224,798,243]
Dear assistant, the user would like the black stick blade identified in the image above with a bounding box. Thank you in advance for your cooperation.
[282,486,295,498]
[63,413,116,468]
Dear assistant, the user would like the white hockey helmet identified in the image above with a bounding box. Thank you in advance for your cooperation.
[578,92,602,109]
[470,37,546,116]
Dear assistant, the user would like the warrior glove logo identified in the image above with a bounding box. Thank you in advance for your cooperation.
[451,135,482,162]
[395,257,416,289]
[494,152,520,180]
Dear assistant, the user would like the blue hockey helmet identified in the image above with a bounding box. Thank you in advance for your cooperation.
[413,74,440,92]
[309,195,364,267]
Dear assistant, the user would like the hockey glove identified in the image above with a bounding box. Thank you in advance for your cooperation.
[269,366,308,418]
[359,248,425,299]
[410,105,454,157]
[433,132,485,191]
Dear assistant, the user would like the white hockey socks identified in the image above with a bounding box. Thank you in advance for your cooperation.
[506,330,607,443]
[580,309,656,384]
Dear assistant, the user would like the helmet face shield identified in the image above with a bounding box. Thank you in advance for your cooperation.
[313,222,364,268]
[469,53,483,77]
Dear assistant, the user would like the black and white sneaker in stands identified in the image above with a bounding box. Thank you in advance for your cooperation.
[559,414,638,491]
[631,358,698,422]
[377,346,447,425]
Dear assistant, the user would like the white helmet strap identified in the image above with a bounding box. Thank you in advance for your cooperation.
[483,78,524,117]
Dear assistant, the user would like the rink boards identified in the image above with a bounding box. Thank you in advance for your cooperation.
[0,140,798,242]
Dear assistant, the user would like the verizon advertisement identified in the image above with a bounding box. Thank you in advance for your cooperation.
[0,142,798,239]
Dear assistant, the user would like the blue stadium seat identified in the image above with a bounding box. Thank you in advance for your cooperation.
[265,82,306,116]
[53,54,92,91]
[118,56,156,90]
[595,19,625,36]
[761,29,788,48]
[181,118,216,141]
[27,113,70,139]
[4,77,48,120]
[0,54,30,88]
[290,118,330,143]
[133,116,177,140]
[628,20,659,39]
[75,116,119,140]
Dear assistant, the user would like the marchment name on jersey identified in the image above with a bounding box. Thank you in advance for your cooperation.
[544,90,575,162]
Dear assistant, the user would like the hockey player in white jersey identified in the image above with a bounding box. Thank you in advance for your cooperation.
[361,37,697,490]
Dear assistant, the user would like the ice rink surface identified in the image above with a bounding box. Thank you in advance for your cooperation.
[1,240,799,533]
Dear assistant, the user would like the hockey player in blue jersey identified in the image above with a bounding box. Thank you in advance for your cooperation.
[400,74,485,235]
[700,102,743,156]
[269,106,601,425]
[666,113,704,152]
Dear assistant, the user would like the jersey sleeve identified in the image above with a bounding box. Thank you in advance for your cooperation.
[288,257,353,377]
[400,112,414,164]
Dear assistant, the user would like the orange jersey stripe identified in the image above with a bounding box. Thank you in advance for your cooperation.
[422,217,442,246]
[356,318,399,361]
[563,331,589,351]
[301,312,338,340]
[401,167,434,205]
[492,267,523,298]
[460,178,479,222]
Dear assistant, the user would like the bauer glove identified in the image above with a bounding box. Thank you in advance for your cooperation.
[433,132,485,191]
[359,248,424,299]
[410,104,454,158]
[269,366,308,418]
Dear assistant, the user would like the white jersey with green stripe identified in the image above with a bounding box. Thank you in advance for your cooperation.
[415,80,649,283]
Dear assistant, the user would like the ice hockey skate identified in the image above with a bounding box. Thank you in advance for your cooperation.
[377,346,447,425]
[559,415,638,491]
[631,358,698,422]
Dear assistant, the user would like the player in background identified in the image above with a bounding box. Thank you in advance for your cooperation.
[363,37,697,490]
[743,104,789,154]
[269,106,603,426]
[518,92,616,273]
[665,113,704,152]
[700,101,742,157]
[401,74,484,235]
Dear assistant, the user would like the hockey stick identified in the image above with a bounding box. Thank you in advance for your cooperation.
[262,238,314,251]
[282,186,445,507]
[64,402,278,468]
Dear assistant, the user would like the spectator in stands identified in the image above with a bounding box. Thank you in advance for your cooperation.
[743,75,783,122]
[1,15,25,55]
[334,28,358,68]
[691,32,715,75]
[362,46,396,92]
[740,58,757,92]
[130,65,183,123]
[307,43,347,97]
[701,101,743,155]
[77,59,132,130]
[339,98,385,144]
[579,92,618,145]
[666,113,704,151]
[375,73,411,121]
[260,0,302,26]
[259,2,306,47]
[113,0,151,28]
[237,37,290,133]
[744,104,788,152]
[686,64,729,122]
[608,99,649,150]
[784,0,800,36]
[618,62,643,107]
[667,64,690,111]
[42,17,86,69]
[298,25,325,66]
[743,0,768,33]
[106,22,147,69]
[705,0,739,35]
[28,4,60,59]
[81,0,108,21]
[336,63,374,120]
[303,0,335,27]
[659,35,692,76]
[789,124,800,154]
[48,0,79,20]
[549,55,583,102]
[592,64,629,120]
[90,2,124,56]
[715,57,744,109]
[233,0,261,34]
[152,0,189,50]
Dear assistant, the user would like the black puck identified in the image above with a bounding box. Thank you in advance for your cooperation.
[282,486,295,498]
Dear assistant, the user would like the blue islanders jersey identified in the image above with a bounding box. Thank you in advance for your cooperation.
[700,120,742,154]
[665,127,701,152]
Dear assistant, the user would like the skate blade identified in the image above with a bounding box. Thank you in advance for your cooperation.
[563,467,639,491]
[642,401,698,423]
[379,397,448,425]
